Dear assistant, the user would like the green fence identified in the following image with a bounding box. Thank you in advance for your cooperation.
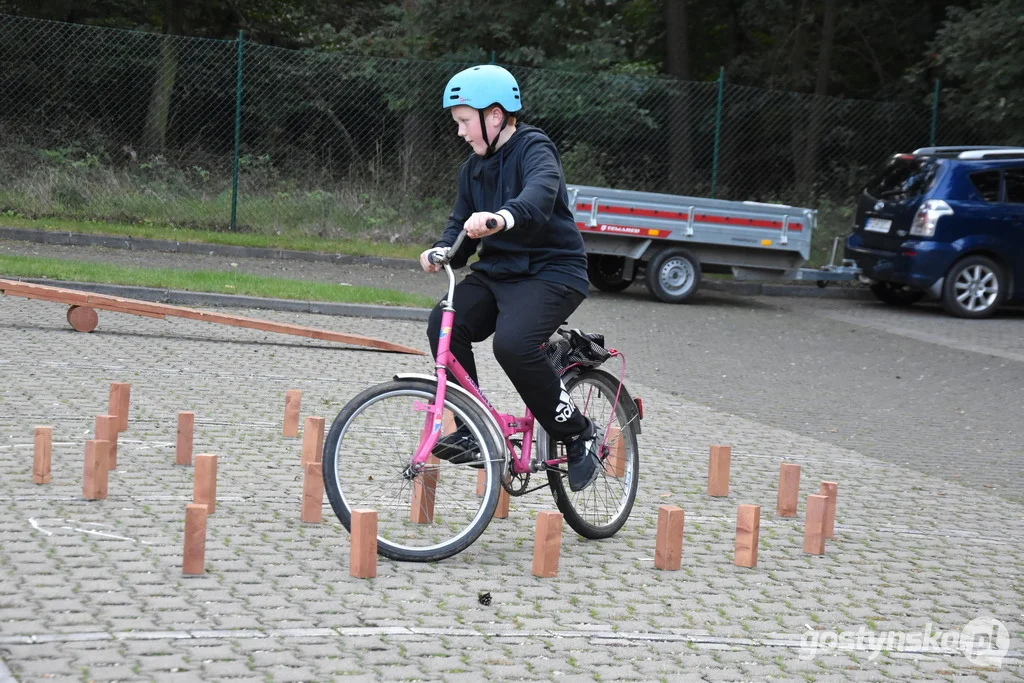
[0,13,991,244]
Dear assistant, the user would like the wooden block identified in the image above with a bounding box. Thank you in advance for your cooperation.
[33,426,53,484]
[350,509,378,578]
[283,389,301,437]
[301,416,326,465]
[409,455,440,524]
[531,510,563,578]
[654,505,684,570]
[803,494,827,555]
[734,504,761,568]
[707,445,731,497]
[442,409,457,435]
[94,415,118,470]
[83,440,109,500]
[107,382,130,432]
[777,463,801,517]
[176,411,194,466]
[301,461,324,524]
[475,469,486,496]
[819,481,838,538]
[182,503,208,575]
[604,426,627,477]
[193,454,218,515]
[494,483,510,519]
[66,305,98,332]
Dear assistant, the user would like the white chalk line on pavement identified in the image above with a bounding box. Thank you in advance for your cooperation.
[0,626,1018,665]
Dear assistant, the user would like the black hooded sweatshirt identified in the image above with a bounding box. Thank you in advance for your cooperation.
[433,124,589,296]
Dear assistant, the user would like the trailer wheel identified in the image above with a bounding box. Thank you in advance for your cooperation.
[587,255,635,293]
[645,248,701,303]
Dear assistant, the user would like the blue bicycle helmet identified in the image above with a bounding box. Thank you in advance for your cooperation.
[442,65,522,157]
[441,64,522,112]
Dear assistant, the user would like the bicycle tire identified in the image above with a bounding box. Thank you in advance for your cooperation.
[322,378,503,562]
[542,369,639,539]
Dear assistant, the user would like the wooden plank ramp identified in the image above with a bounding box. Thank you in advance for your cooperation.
[0,278,425,355]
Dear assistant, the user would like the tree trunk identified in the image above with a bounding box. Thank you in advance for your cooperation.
[142,0,184,155]
[795,0,839,201]
[788,0,811,202]
[664,0,694,193]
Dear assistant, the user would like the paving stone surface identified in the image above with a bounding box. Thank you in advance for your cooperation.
[1,244,1023,681]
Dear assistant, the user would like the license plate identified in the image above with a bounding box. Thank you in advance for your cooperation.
[864,217,892,233]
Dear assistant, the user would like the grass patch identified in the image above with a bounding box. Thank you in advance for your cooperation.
[0,254,434,308]
[0,214,426,261]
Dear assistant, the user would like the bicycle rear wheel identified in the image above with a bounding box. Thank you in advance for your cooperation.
[322,378,503,562]
[543,369,639,539]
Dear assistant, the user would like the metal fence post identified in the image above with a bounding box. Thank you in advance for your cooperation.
[929,79,940,147]
[230,30,244,231]
[710,67,725,200]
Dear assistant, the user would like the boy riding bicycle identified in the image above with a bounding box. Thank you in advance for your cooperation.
[418,64,600,492]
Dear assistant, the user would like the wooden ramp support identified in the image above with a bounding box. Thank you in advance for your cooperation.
[734,504,761,568]
[531,511,563,578]
[654,505,684,571]
[33,426,53,484]
[777,463,801,517]
[708,445,731,497]
[0,278,425,355]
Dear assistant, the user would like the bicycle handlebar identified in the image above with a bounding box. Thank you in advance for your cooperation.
[428,218,499,266]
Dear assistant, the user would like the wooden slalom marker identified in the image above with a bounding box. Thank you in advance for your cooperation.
[734,504,761,568]
[283,390,302,437]
[301,416,326,465]
[94,415,118,470]
[777,463,801,517]
[83,440,110,500]
[819,481,838,538]
[176,411,194,466]
[182,503,208,575]
[193,454,218,515]
[108,382,130,432]
[301,461,324,524]
[654,505,684,571]
[350,509,378,578]
[803,494,827,555]
[531,511,563,578]
[707,445,731,497]
[33,426,53,484]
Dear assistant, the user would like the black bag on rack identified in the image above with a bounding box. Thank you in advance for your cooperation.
[544,328,612,374]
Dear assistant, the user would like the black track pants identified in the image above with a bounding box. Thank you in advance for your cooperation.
[427,272,588,440]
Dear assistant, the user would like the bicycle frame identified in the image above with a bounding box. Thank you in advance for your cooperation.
[409,231,563,476]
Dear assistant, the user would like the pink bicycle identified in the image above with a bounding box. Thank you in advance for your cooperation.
[323,228,642,562]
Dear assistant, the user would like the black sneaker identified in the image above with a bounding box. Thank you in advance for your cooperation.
[431,425,482,466]
[564,418,600,492]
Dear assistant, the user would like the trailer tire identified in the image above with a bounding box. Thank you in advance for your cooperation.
[587,255,635,293]
[645,248,701,303]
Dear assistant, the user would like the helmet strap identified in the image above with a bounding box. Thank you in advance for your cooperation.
[478,107,509,159]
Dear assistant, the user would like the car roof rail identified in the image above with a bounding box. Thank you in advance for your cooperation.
[911,145,1017,155]
[957,148,1024,160]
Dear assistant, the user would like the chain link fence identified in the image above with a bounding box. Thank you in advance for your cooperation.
[0,13,991,246]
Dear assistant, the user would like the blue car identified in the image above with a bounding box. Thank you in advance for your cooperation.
[845,146,1024,318]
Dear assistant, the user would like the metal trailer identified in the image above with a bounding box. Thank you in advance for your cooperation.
[568,183,859,303]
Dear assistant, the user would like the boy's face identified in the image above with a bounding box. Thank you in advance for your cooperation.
[451,104,501,156]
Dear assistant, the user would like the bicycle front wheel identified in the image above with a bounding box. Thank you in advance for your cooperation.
[544,369,640,539]
[322,379,503,562]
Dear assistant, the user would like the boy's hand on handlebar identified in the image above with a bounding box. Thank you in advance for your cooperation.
[419,247,448,273]
[464,212,505,239]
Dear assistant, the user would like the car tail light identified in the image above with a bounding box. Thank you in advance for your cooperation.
[909,199,953,237]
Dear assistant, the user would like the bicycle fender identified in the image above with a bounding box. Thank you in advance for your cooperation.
[561,367,642,435]
[392,373,507,453]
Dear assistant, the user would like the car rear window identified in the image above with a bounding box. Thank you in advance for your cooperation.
[865,156,938,201]
[969,170,1001,202]
[1005,168,1024,204]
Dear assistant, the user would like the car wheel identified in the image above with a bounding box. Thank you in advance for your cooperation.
[645,248,701,303]
[587,255,635,293]
[941,255,1005,319]
[869,282,925,307]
